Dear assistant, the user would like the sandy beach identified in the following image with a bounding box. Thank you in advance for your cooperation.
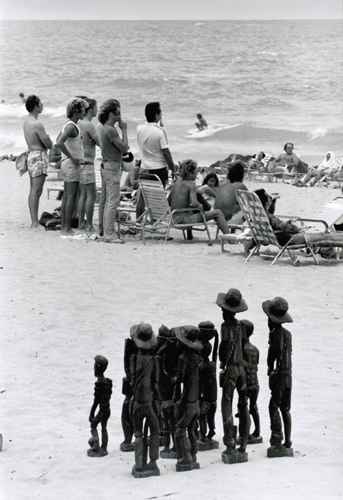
[0,159,342,500]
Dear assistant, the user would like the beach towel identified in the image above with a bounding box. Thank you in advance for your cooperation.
[15,151,29,177]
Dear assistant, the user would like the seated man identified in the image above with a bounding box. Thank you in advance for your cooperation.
[169,159,230,235]
[267,143,299,174]
[214,160,248,223]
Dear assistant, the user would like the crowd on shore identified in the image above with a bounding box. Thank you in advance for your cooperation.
[17,94,343,252]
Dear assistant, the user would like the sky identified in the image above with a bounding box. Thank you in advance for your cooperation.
[0,0,342,20]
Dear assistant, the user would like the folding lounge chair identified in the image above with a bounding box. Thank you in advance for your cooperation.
[295,197,343,232]
[124,174,213,245]
[235,189,321,265]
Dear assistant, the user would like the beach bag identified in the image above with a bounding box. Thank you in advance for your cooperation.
[39,211,62,231]
[15,151,29,176]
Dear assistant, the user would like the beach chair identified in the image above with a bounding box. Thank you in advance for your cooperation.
[247,154,281,182]
[295,197,343,232]
[123,175,213,245]
[235,189,320,265]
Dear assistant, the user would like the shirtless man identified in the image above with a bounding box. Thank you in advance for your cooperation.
[268,143,299,174]
[214,161,248,223]
[169,159,230,235]
[23,95,53,228]
[57,97,88,235]
[78,98,100,232]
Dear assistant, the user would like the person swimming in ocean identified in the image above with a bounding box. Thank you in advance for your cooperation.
[195,114,208,131]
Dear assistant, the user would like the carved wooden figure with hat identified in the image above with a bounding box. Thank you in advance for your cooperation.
[262,297,294,458]
[130,323,161,477]
[87,355,113,457]
[173,325,202,471]
[197,320,219,451]
[217,288,250,464]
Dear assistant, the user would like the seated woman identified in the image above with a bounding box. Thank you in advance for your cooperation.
[197,172,219,207]
[255,188,343,248]
[248,151,266,172]
[298,151,336,186]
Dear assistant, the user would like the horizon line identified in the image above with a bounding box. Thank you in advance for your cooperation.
[1,17,342,21]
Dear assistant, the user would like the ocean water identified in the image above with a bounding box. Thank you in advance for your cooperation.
[0,20,342,164]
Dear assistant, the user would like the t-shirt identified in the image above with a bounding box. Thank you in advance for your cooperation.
[137,122,168,171]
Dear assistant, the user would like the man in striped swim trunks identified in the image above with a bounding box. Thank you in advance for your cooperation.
[23,95,53,228]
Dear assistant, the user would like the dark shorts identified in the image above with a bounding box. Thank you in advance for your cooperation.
[140,167,168,187]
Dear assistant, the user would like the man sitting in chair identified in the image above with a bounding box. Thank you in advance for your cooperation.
[169,159,230,234]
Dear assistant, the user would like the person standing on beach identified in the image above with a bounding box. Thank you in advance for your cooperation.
[136,102,177,217]
[77,97,99,232]
[23,95,53,228]
[98,99,128,243]
[57,97,88,235]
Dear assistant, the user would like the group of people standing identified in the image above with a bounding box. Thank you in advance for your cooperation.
[22,97,180,240]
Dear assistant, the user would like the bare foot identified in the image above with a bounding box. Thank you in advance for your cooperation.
[31,223,45,230]
[62,229,75,236]
[103,236,125,244]
[78,224,86,230]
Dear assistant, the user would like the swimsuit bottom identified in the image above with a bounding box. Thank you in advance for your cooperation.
[27,151,48,178]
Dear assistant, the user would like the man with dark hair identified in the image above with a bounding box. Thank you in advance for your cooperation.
[137,102,176,186]
[169,159,230,234]
[78,97,99,232]
[268,143,299,174]
[214,160,248,222]
[23,94,53,228]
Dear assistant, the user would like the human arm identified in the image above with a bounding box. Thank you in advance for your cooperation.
[110,119,129,154]
[36,122,53,150]
[189,182,201,208]
[56,124,83,166]
[201,184,217,198]
[162,147,176,178]
[87,123,100,147]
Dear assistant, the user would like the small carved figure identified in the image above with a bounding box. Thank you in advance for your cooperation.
[197,321,219,451]
[217,289,250,464]
[239,319,262,444]
[262,297,294,458]
[157,325,178,459]
[173,325,202,472]
[88,355,113,457]
[130,323,161,478]
[120,337,137,452]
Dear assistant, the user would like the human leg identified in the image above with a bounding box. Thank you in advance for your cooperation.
[102,163,122,241]
[98,166,106,236]
[62,182,79,234]
[78,183,87,229]
[205,209,230,234]
[84,183,96,230]
[28,174,46,228]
